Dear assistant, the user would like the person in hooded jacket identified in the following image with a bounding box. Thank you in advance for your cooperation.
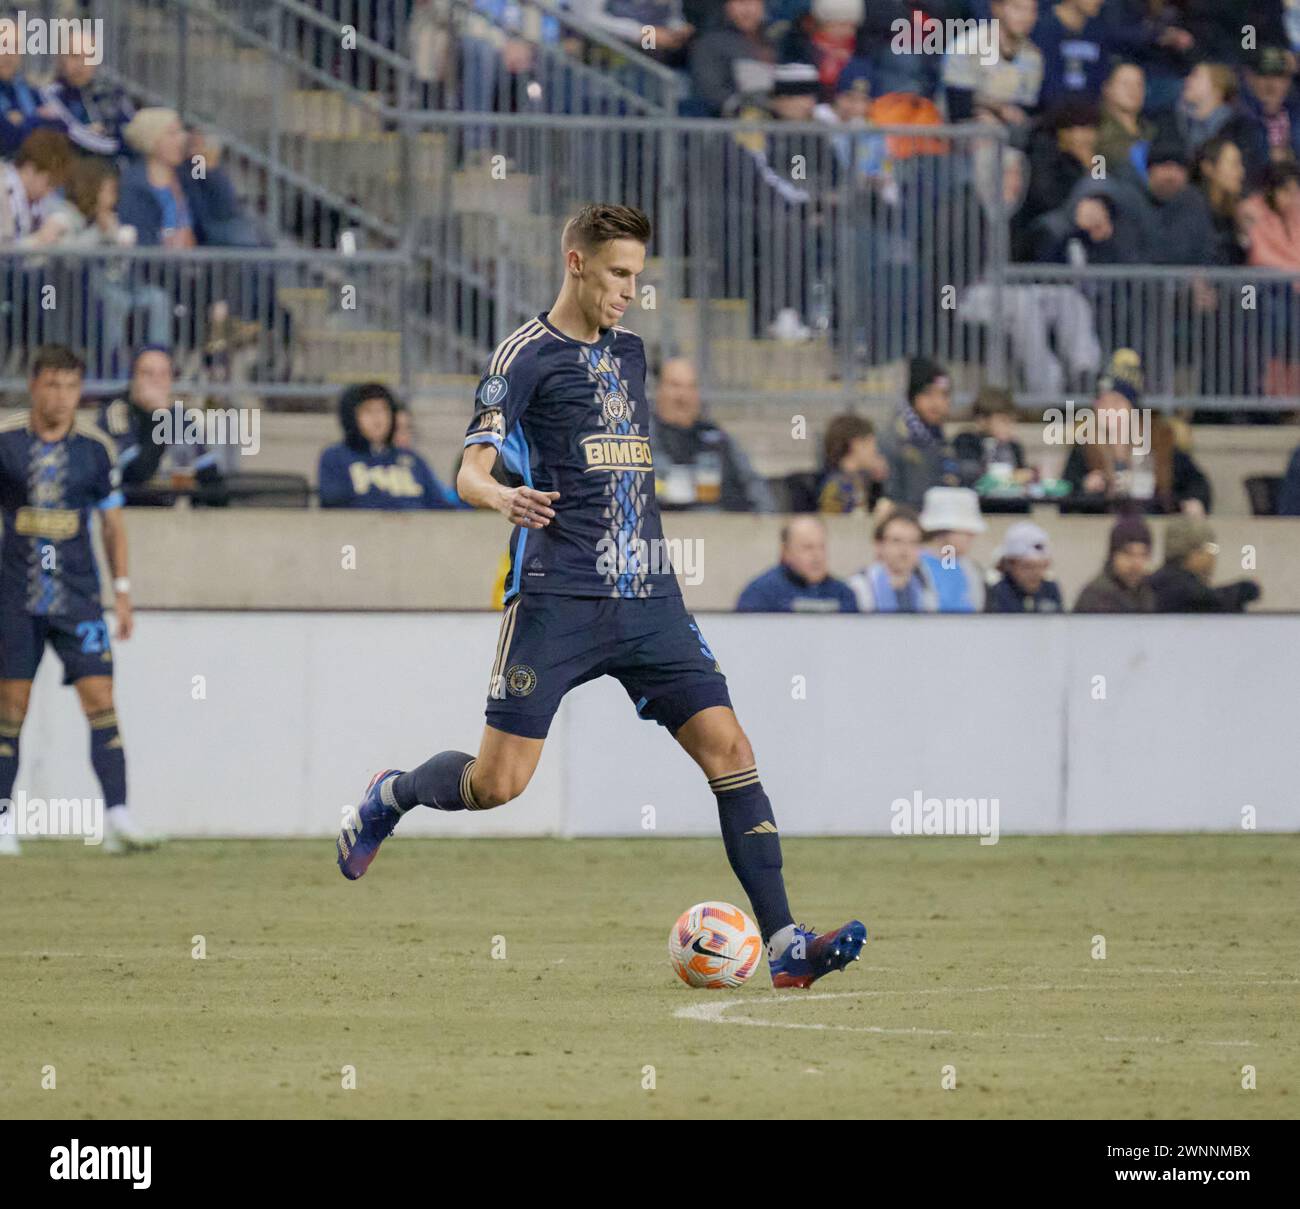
[318,384,459,510]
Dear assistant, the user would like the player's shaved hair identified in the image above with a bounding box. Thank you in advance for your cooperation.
[562,203,652,254]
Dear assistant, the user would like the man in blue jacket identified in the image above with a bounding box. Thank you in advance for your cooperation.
[736,515,859,612]
[318,384,461,510]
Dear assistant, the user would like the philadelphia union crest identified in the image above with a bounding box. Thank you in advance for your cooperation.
[601,390,629,425]
[505,665,537,696]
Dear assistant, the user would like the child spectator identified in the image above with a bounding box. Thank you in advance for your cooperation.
[318,384,459,510]
[918,486,988,612]
[817,413,886,515]
[847,506,938,613]
[986,521,1064,611]
[1073,513,1156,612]
[954,386,1032,488]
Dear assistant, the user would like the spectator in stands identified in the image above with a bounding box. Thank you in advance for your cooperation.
[1237,45,1300,186]
[1033,0,1109,109]
[986,521,1064,611]
[918,487,987,612]
[1194,135,1248,264]
[777,0,863,100]
[688,0,774,116]
[651,357,774,512]
[1148,516,1262,611]
[118,109,264,248]
[954,386,1032,488]
[0,129,72,243]
[393,404,414,451]
[319,384,459,510]
[1142,132,1223,265]
[817,413,887,515]
[1023,100,1101,230]
[0,39,63,157]
[1061,369,1213,514]
[1237,161,1300,274]
[1073,512,1156,612]
[38,28,134,160]
[1096,60,1154,182]
[1277,442,1300,514]
[1035,190,1146,263]
[97,346,228,506]
[1154,61,1254,164]
[847,505,937,613]
[942,0,1043,132]
[813,58,887,180]
[1101,1,1194,113]
[877,358,960,508]
[19,156,171,371]
[735,515,859,612]
[565,1,694,65]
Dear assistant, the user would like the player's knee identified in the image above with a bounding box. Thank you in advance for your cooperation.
[718,729,755,774]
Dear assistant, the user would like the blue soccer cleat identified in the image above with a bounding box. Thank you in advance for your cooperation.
[769,920,867,989]
[337,769,403,881]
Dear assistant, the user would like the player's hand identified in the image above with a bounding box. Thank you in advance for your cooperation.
[114,595,134,641]
[499,485,559,529]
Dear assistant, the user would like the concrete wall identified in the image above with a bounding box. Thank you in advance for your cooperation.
[14,612,1298,838]
[108,508,1300,612]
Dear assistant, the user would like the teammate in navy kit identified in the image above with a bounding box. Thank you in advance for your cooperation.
[337,205,864,987]
[0,346,155,855]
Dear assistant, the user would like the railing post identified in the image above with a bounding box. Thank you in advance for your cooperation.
[987,131,1009,391]
[268,3,283,236]
[658,119,680,359]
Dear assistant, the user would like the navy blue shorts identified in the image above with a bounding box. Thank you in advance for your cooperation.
[0,610,114,685]
[485,592,732,740]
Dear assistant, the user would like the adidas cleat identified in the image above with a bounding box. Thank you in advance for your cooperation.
[769,920,867,989]
[337,769,403,881]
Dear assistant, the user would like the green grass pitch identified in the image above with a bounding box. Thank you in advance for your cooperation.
[2,835,1296,1119]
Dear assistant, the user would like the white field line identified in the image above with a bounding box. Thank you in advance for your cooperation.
[673,980,1300,1047]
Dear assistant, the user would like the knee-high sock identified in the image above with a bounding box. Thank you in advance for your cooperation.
[711,766,794,942]
[390,751,484,812]
[89,710,127,809]
[0,718,20,808]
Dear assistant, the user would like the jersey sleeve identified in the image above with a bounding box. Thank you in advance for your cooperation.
[463,336,542,455]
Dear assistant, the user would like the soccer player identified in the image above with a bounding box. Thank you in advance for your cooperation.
[0,345,154,855]
[336,205,865,989]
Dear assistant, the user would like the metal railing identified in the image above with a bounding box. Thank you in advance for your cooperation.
[0,247,418,399]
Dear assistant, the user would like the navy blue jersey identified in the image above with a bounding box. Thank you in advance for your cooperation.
[464,314,681,601]
[0,413,122,617]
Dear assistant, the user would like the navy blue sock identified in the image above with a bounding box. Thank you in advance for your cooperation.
[89,709,127,808]
[0,717,20,806]
[710,766,794,943]
[392,751,483,811]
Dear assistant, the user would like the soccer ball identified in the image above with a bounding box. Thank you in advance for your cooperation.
[668,901,763,989]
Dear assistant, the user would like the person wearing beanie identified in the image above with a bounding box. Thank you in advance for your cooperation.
[917,487,987,612]
[876,357,960,509]
[1073,513,1156,612]
[1148,517,1262,613]
[986,521,1064,612]
[318,383,460,510]
[776,0,863,99]
[1143,131,1222,266]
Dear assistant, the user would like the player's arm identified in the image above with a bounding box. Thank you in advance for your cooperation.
[457,443,558,529]
[99,505,133,640]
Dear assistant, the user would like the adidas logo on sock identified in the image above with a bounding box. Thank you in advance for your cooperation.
[744,821,778,835]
